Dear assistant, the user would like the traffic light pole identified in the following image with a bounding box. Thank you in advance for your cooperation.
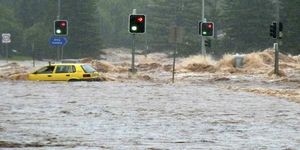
[274,43,279,75]
[61,46,64,60]
[32,42,35,67]
[201,0,206,56]
[130,9,138,74]
[274,0,280,76]
[131,34,136,73]
[57,0,61,62]
[172,42,177,83]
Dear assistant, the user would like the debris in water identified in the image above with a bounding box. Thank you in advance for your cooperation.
[137,63,162,71]
[268,69,287,77]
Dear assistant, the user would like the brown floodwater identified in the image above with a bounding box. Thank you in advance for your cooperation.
[0,81,300,149]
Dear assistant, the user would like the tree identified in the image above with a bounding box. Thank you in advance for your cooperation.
[0,3,23,57]
[61,0,103,58]
[97,0,149,48]
[280,0,300,54]
[15,0,49,28]
[146,0,207,55]
[23,23,53,59]
[220,0,274,53]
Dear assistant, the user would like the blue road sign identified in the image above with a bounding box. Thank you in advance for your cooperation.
[49,36,68,46]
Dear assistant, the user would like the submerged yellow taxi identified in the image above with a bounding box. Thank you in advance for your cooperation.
[28,63,100,81]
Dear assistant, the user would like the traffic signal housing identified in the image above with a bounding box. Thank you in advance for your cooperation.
[129,14,146,34]
[205,39,211,48]
[270,22,277,39]
[54,20,68,36]
[201,22,214,36]
[278,22,283,39]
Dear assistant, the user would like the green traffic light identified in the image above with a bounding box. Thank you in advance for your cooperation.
[56,29,62,34]
[131,26,137,31]
[203,31,207,35]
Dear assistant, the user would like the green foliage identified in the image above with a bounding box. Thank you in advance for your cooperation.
[61,0,103,58]
[0,3,23,55]
[146,0,204,55]
[220,0,274,53]
[97,0,149,48]
[145,0,223,56]
[23,23,52,58]
[280,0,300,54]
[0,0,299,59]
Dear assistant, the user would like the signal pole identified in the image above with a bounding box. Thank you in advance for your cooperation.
[131,9,137,74]
[274,0,280,76]
[32,42,35,67]
[201,0,206,56]
[56,0,61,62]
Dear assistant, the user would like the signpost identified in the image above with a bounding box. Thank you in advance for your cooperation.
[169,26,184,83]
[2,33,11,63]
[49,36,68,61]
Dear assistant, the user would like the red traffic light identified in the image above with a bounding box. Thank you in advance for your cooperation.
[60,21,66,27]
[137,17,144,23]
[208,23,213,28]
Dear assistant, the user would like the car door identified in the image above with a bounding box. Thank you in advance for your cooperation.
[29,66,56,81]
[53,65,76,81]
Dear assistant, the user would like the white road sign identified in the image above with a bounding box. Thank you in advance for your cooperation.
[2,33,11,43]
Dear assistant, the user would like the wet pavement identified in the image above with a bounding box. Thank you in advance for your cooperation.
[1,81,300,149]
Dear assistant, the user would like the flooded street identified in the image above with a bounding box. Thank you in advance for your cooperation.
[1,81,300,149]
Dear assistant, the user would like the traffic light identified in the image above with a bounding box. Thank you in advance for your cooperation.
[205,39,211,47]
[278,22,283,39]
[54,20,68,36]
[279,22,283,32]
[201,22,214,36]
[270,22,277,39]
[129,14,146,33]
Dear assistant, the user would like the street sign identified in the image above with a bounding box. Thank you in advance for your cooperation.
[49,36,68,46]
[2,33,11,43]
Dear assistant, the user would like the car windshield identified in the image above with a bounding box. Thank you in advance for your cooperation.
[81,65,96,73]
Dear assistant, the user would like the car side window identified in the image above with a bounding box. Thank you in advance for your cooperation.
[71,65,76,73]
[55,65,76,73]
[35,66,55,74]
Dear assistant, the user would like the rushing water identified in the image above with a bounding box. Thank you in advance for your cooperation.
[0,81,300,150]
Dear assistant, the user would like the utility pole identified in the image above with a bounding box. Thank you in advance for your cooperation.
[32,42,35,67]
[274,0,280,75]
[201,0,206,56]
[131,33,136,73]
[172,28,178,83]
[57,0,61,62]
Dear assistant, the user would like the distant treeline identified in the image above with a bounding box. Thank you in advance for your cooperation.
[0,0,299,59]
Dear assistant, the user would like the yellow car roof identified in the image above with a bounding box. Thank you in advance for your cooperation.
[50,63,88,66]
